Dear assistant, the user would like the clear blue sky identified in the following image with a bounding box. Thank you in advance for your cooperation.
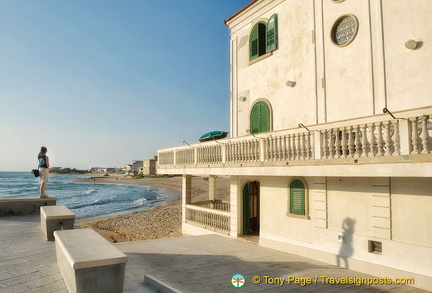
[0,0,250,171]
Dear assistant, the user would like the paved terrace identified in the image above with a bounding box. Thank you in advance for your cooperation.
[0,215,428,293]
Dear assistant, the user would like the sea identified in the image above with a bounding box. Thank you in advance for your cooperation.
[0,172,178,219]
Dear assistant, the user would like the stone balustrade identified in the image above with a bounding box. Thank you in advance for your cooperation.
[158,107,431,168]
[185,204,230,235]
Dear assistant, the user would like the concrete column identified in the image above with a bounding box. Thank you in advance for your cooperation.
[229,176,239,237]
[209,176,216,202]
[182,175,192,223]
[398,119,411,155]
[314,130,322,159]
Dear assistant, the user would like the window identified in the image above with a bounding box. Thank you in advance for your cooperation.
[288,178,309,219]
[250,101,271,134]
[249,14,278,61]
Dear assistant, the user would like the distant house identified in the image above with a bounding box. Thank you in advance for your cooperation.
[88,167,103,173]
[143,156,157,176]
[121,165,132,173]
[102,168,117,174]
[131,161,143,174]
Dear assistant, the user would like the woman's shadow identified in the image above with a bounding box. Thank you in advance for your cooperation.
[336,217,356,269]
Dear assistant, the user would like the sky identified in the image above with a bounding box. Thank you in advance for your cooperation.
[0,0,251,171]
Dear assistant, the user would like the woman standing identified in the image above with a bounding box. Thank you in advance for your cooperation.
[38,146,50,198]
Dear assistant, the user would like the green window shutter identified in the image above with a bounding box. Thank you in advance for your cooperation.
[250,101,270,134]
[259,103,270,132]
[266,14,278,52]
[250,25,259,60]
[290,180,305,215]
[250,103,260,133]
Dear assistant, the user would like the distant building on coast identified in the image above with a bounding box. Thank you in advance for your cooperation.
[88,167,103,173]
[131,160,143,174]
[127,157,158,175]
[143,156,157,176]
[157,0,432,290]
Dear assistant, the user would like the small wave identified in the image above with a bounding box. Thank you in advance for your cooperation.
[132,198,147,207]
[84,189,97,195]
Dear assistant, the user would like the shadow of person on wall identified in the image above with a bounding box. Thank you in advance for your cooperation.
[336,217,356,269]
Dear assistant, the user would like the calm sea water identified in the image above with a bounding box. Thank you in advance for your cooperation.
[0,172,178,219]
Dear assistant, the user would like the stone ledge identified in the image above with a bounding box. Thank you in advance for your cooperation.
[54,228,128,269]
[0,197,57,216]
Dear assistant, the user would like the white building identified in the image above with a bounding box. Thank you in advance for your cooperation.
[158,0,432,290]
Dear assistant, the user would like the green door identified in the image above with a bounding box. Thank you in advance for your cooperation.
[250,102,270,134]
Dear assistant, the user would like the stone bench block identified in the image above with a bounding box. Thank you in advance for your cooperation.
[40,205,76,241]
[54,228,128,293]
[0,197,57,216]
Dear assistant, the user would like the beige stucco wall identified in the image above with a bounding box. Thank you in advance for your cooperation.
[259,177,314,243]
[391,177,432,247]
[227,0,432,136]
[327,177,373,236]
[382,0,432,111]
[248,176,432,287]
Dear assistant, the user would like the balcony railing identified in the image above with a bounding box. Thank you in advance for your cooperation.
[159,107,431,168]
[185,203,230,235]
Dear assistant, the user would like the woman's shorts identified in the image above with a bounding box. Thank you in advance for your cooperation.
[39,168,50,183]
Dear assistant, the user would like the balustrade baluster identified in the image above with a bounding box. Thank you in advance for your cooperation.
[421,115,430,154]
[410,118,420,154]
[334,128,341,158]
[376,122,385,156]
[354,125,361,157]
[310,132,315,159]
[272,137,277,161]
[231,143,236,163]
[286,135,292,160]
[299,133,304,160]
[348,126,355,157]
[385,121,392,155]
[361,125,368,157]
[329,129,335,158]
[251,141,256,162]
[277,136,283,161]
[341,128,347,157]
[246,141,251,162]
[293,134,299,160]
[281,135,287,160]
[305,132,311,159]
[393,120,401,155]
[322,131,328,159]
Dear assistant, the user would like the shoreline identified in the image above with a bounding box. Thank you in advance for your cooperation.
[75,175,230,243]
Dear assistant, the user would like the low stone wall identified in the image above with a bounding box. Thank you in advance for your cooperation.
[0,198,57,216]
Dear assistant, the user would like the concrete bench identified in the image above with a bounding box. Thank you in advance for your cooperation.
[0,197,56,216]
[54,228,128,293]
[40,205,76,241]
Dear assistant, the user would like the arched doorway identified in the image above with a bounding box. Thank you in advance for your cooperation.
[242,181,260,235]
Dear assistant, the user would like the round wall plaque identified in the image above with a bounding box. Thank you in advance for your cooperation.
[331,0,345,3]
[331,14,358,47]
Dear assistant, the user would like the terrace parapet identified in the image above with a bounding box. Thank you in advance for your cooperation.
[158,107,432,177]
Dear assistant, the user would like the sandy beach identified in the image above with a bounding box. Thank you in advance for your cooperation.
[76,175,230,243]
